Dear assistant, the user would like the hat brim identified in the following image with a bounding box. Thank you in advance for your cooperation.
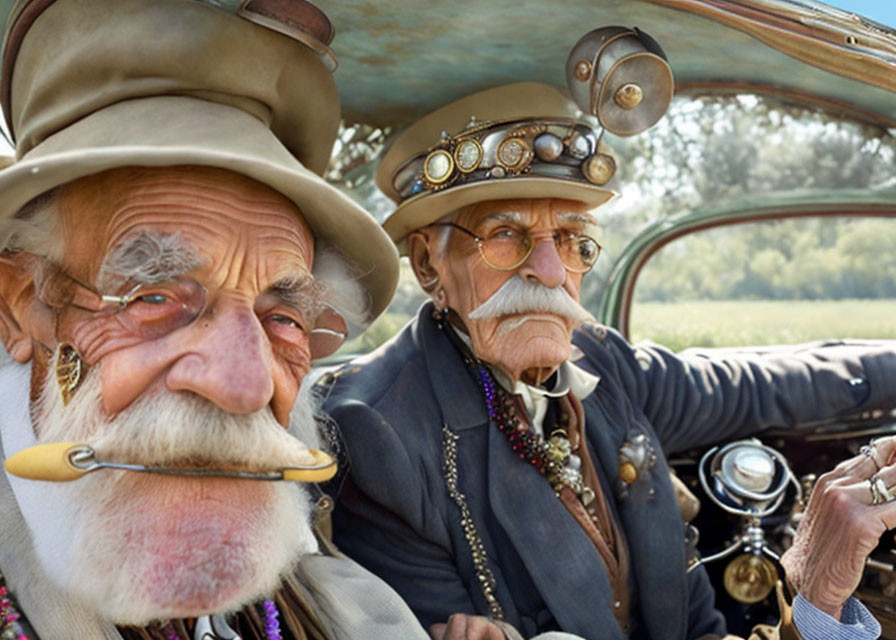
[383,177,617,253]
[0,96,398,325]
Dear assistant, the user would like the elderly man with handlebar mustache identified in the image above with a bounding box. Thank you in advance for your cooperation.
[322,79,896,640]
[0,1,450,639]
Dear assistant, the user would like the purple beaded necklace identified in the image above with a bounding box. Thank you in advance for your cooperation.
[0,569,32,640]
[262,599,282,640]
[475,355,597,505]
[475,363,550,473]
[0,584,30,640]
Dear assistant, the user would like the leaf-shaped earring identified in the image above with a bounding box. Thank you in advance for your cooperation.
[55,343,83,406]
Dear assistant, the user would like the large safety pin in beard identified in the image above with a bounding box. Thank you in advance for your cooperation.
[4,442,337,483]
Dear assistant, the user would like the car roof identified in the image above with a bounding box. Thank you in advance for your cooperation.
[318,0,896,129]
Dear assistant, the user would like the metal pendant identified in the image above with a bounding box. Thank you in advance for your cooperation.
[581,486,596,506]
[194,613,241,640]
[616,432,658,496]
[546,432,594,503]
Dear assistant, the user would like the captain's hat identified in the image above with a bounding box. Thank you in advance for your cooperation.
[377,26,675,249]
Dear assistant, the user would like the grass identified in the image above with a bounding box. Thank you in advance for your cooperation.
[630,299,896,352]
[331,299,896,360]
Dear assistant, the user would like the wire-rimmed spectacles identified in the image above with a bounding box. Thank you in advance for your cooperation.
[30,256,347,361]
[428,221,602,273]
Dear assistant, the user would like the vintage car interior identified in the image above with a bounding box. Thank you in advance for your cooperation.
[313,0,896,636]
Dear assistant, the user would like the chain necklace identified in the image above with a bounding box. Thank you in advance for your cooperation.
[435,308,604,620]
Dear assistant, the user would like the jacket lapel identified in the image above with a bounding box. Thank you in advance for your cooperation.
[581,389,689,640]
[485,421,626,637]
[418,306,490,432]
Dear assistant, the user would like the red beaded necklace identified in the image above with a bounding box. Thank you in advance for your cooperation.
[0,572,32,640]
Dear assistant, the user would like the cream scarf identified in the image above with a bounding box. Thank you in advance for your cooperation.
[0,358,120,639]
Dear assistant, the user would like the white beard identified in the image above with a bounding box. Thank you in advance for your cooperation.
[13,358,319,626]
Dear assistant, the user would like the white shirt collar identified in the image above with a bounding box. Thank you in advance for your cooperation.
[491,357,600,435]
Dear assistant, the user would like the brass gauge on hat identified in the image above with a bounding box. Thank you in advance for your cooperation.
[422,149,455,187]
[582,153,616,186]
[454,138,483,173]
[495,136,533,174]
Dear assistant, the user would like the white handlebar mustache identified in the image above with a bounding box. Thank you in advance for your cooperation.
[468,275,593,324]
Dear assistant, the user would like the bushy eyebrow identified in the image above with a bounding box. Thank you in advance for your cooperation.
[266,272,321,319]
[481,211,523,224]
[481,211,597,228]
[557,212,598,226]
[98,232,320,315]
[97,232,202,290]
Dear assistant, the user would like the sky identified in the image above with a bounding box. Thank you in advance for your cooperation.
[826,1,896,28]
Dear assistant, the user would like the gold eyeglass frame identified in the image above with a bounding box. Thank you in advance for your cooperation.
[427,222,601,273]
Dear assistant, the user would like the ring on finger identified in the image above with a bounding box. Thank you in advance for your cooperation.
[869,474,892,505]
[861,444,882,472]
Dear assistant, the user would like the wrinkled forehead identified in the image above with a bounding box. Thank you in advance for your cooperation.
[57,166,314,282]
[456,198,596,230]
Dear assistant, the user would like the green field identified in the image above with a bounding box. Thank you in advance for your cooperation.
[630,299,896,352]
[335,299,896,359]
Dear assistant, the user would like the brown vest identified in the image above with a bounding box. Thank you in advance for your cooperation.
[516,392,633,633]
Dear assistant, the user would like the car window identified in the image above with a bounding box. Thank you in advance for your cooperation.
[628,215,896,350]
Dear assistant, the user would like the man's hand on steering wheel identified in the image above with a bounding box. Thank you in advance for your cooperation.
[781,435,896,619]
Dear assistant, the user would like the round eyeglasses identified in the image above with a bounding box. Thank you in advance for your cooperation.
[428,221,602,273]
[34,259,348,361]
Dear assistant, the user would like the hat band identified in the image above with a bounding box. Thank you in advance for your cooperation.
[392,118,617,202]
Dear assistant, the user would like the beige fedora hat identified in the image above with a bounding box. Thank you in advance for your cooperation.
[376,82,618,249]
[0,0,398,322]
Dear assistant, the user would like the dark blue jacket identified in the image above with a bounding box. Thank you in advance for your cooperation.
[324,303,892,639]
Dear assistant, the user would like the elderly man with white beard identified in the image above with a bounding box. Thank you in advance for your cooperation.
[322,83,896,640]
[0,0,443,639]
